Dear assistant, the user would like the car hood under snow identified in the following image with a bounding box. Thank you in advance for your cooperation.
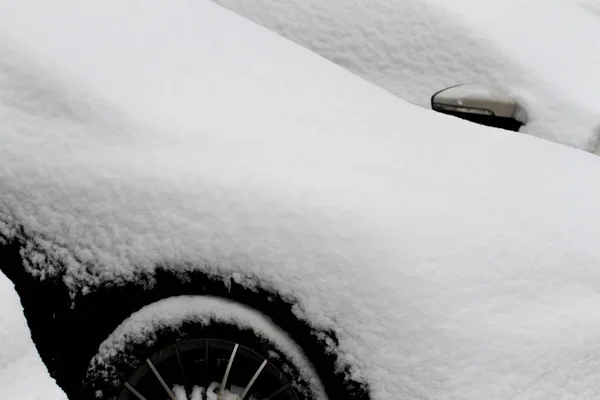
[2,0,600,399]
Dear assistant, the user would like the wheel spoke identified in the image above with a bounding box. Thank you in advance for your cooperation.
[146,358,178,400]
[124,382,149,400]
[123,339,299,400]
[238,359,268,400]
[217,343,239,400]
[264,383,290,400]
[175,347,188,389]
[204,339,210,393]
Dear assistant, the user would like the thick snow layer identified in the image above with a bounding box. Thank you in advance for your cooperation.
[211,0,600,151]
[566,0,600,16]
[90,296,326,399]
[3,0,600,399]
[0,272,67,400]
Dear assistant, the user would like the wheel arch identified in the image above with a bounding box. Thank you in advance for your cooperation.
[0,228,370,399]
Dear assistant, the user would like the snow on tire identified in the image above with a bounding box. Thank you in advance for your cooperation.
[83,296,327,400]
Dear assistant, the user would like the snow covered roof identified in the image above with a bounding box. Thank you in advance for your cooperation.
[2,0,600,399]
[212,0,600,152]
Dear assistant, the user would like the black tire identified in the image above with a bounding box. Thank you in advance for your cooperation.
[83,299,325,400]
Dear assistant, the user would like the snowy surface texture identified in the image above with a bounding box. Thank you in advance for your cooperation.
[211,0,600,152]
[566,0,600,16]
[90,296,325,399]
[0,272,67,400]
[2,0,600,399]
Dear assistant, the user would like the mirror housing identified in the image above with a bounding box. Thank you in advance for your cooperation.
[431,84,525,132]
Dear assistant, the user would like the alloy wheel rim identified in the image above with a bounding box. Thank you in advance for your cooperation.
[119,338,301,400]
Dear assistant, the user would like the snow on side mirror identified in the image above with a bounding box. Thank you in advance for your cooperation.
[431,84,525,132]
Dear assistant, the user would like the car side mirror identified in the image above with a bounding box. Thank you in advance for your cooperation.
[431,83,525,132]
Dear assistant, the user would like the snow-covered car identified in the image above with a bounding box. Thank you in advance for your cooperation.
[210,0,600,151]
[4,1,600,400]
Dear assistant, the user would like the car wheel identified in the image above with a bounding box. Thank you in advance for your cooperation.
[82,296,327,400]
